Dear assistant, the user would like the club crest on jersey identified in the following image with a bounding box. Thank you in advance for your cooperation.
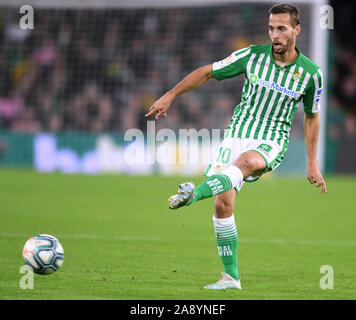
[293,71,302,81]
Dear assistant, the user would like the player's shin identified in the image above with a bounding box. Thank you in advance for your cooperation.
[213,215,239,280]
[189,165,243,205]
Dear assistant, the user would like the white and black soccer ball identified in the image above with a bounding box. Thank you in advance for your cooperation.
[23,234,64,275]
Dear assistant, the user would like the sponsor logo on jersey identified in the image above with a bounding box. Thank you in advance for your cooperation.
[250,74,298,98]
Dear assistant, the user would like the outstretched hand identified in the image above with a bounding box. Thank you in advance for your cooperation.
[145,93,173,120]
[307,165,327,193]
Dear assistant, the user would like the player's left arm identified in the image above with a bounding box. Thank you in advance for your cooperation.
[304,113,327,193]
[302,67,327,193]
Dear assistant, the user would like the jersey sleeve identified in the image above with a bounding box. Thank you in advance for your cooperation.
[302,68,323,115]
[211,46,252,81]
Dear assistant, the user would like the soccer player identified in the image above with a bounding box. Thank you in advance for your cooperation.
[145,3,327,290]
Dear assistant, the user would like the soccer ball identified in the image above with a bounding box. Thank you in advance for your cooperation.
[23,234,64,275]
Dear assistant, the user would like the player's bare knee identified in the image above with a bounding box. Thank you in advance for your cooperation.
[234,153,266,177]
[215,194,234,218]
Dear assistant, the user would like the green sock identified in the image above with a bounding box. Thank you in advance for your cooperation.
[213,215,239,280]
[188,174,232,205]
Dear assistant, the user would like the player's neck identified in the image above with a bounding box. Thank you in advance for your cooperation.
[272,45,299,68]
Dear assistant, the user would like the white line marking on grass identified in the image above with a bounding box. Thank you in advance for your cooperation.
[1,233,355,247]
[241,238,356,247]
[0,233,162,242]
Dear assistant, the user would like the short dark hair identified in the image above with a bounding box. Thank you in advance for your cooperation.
[269,3,300,27]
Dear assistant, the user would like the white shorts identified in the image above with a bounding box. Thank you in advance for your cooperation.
[204,137,285,191]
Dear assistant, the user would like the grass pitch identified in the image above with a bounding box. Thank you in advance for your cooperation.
[0,169,355,300]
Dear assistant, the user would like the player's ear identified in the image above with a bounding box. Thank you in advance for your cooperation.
[294,23,301,36]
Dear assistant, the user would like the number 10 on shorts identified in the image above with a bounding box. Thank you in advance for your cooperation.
[216,147,232,164]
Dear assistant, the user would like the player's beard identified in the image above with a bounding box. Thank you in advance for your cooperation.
[272,38,293,55]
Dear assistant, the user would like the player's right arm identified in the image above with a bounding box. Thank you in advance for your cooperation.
[145,46,251,119]
[145,64,213,119]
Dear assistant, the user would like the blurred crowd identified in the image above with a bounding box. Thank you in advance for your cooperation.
[3,3,355,173]
[0,4,311,136]
[327,0,356,172]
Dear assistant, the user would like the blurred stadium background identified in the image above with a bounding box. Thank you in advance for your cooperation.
[1,0,356,301]
[0,0,354,175]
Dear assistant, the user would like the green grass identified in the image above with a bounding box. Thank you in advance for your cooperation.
[0,169,355,300]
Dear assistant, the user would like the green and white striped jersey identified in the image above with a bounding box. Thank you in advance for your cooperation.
[211,44,323,148]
